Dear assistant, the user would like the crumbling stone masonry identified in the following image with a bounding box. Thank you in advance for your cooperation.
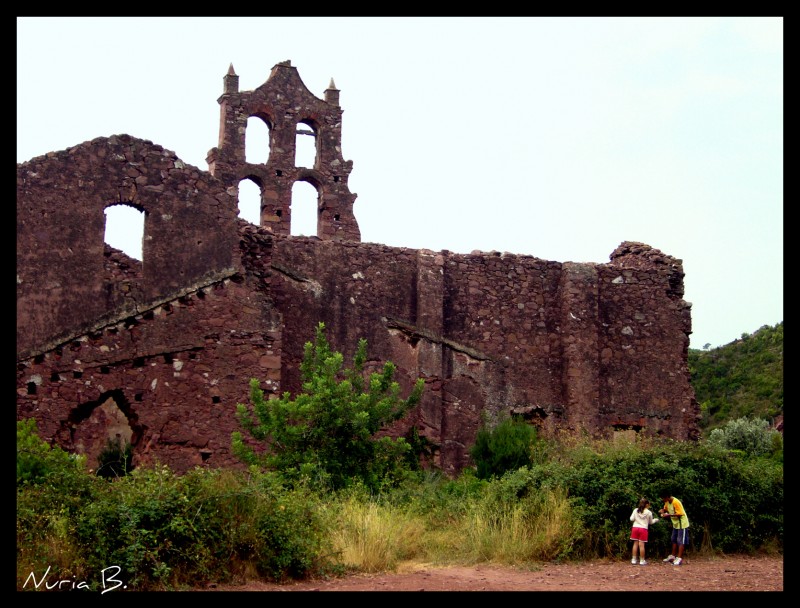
[16,60,699,476]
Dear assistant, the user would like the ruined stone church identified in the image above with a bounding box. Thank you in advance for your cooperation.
[16,60,699,476]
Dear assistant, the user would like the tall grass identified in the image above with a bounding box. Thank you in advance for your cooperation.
[324,483,579,571]
[329,492,427,572]
[440,482,577,565]
[458,487,576,564]
[17,505,87,587]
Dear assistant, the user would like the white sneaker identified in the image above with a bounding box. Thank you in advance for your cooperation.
[663,555,675,563]
[631,558,638,564]
[639,560,648,565]
[673,557,683,566]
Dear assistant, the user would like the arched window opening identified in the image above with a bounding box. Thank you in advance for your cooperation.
[104,204,144,260]
[245,116,271,165]
[291,181,318,237]
[238,179,261,226]
[295,122,316,169]
[70,392,137,477]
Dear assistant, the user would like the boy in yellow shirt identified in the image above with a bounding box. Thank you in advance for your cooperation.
[659,490,690,566]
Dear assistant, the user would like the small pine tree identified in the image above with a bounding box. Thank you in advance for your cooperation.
[232,322,425,491]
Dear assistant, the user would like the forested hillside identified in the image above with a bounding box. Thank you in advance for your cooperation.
[689,322,783,434]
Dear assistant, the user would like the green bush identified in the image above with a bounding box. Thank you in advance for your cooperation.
[469,414,540,479]
[18,420,782,590]
[383,468,488,526]
[17,418,88,486]
[74,465,331,589]
[707,416,782,457]
[16,418,95,527]
[17,419,98,588]
[516,438,783,557]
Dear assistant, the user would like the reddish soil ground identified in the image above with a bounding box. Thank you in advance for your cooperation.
[201,554,783,592]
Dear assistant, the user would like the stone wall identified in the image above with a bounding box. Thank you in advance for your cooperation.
[16,274,282,473]
[16,167,698,475]
[271,238,698,475]
[16,61,699,476]
[17,137,283,474]
[17,135,240,360]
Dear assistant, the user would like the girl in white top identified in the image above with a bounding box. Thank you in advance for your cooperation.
[629,497,658,565]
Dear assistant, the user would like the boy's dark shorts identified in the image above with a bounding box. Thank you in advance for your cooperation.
[671,528,690,546]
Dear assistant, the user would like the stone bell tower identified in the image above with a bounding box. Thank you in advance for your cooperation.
[206,60,360,241]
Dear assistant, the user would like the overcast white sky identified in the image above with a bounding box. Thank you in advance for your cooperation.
[17,17,783,350]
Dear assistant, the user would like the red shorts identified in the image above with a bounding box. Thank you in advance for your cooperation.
[630,527,649,542]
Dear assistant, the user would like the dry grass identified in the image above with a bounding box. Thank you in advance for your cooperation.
[330,496,427,572]
[328,486,577,572]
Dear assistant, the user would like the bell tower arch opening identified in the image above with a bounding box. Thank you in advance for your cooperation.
[245,115,271,165]
[291,180,319,237]
[295,119,317,169]
[207,61,360,241]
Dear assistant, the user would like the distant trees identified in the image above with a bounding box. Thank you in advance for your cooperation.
[689,322,783,433]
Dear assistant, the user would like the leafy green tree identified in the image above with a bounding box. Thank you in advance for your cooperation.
[232,322,425,491]
[469,414,539,479]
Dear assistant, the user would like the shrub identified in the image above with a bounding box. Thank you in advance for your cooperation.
[707,416,781,457]
[17,419,96,589]
[17,418,87,486]
[469,414,539,479]
[74,466,331,589]
[516,437,783,557]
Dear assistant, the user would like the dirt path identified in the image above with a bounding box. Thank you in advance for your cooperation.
[200,554,783,592]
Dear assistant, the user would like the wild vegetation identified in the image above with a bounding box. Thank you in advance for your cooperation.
[17,322,783,591]
[689,322,783,433]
